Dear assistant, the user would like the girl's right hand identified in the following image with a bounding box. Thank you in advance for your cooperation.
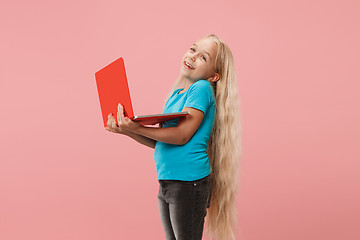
[105,113,129,135]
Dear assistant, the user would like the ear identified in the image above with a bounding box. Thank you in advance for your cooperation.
[207,72,220,84]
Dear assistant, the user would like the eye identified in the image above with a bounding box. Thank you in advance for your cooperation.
[190,48,207,61]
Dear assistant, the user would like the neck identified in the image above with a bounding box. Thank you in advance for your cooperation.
[178,75,196,91]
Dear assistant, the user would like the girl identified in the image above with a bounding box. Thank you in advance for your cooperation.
[105,34,241,240]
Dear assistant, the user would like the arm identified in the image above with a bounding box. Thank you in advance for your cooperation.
[124,130,157,149]
[123,123,163,149]
[106,109,164,148]
[131,107,204,145]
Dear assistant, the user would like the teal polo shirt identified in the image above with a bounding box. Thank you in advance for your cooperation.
[154,79,216,181]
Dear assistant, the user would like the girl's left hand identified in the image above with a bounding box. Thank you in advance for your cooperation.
[105,103,141,133]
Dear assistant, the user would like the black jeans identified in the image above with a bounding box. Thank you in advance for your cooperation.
[157,174,213,240]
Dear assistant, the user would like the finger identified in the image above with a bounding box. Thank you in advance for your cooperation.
[107,114,112,127]
[108,118,116,132]
[118,103,125,123]
[106,123,114,132]
[107,114,115,128]
[106,125,114,133]
[107,114,116,130]
[111,115,116,124]
[111,116,117,129]
[117,105,121,125]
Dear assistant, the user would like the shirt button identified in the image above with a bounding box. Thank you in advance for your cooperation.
[194,183,197,186]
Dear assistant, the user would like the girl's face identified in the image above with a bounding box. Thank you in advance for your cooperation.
[180,37,219,82]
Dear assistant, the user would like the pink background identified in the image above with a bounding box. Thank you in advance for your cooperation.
[1,0,359,239]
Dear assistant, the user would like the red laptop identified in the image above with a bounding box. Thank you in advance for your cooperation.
[95,57,189,127]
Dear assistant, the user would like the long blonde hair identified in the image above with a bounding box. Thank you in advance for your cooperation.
[162,34,242,240]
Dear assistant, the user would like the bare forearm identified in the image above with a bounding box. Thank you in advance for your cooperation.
[124,130,157,149]
[131,125,185,145]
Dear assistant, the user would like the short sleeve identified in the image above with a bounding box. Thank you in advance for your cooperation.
[183,80,212,114]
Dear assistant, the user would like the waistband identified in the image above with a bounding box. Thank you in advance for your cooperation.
[158,174,211,185]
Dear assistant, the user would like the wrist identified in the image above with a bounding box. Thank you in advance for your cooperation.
[122,129,133,136]
[130,124,143,134]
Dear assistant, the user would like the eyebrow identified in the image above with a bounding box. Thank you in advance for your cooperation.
[192,43,211,60]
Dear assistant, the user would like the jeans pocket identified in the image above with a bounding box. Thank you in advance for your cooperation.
[193,180,211,210]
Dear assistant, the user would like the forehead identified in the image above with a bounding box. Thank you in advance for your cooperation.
[193,38,218,58]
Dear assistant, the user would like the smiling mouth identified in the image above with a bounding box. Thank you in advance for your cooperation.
[184,61,194,70]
